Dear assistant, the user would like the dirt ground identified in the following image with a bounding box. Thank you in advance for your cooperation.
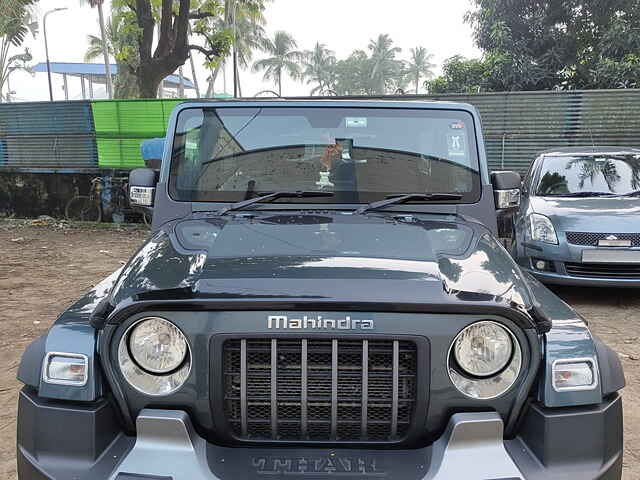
[0,219,638,480]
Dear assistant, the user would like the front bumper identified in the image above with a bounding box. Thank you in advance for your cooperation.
[523,266,640,287]
[17,388,623,480]
[516,240,640,287]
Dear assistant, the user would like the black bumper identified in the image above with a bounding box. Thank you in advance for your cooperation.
[17,387,622,480]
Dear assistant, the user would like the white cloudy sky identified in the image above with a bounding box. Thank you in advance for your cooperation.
[10,0,481,101]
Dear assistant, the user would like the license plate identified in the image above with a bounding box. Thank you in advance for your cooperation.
[582,249,640,263]
[598,239,631,247]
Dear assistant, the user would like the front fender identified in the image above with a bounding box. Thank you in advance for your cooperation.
[524,273,625,407]
[16,268,121,402]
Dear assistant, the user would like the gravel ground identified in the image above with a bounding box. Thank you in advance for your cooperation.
[0,219,638,479]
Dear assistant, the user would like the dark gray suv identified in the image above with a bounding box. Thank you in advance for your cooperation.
[16,101,624,480]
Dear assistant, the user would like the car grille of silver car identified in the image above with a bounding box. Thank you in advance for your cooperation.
[566,231,640,247]
[222,338,418,442]
[565,262,640,278]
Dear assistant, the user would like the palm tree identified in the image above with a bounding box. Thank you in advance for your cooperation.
[80,0,113,98]
[252,30,302,96]
[0,0,37,102]
[368,34,402,95]
[301,42,336,95]
[406,47,435,94]
[205,0,268,97]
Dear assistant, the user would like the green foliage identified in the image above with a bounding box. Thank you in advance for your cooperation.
[405,47,435,94]
[0,0,37,101]
[301,42,336,95]
[426,55,486,94]
[368,34,402,94]
[332,50,374,95]
[251,30,302,96]
[457,0,640,92]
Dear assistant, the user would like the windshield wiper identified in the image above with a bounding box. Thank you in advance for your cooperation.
[355,193,463,214]
[546,191,618,197]
[218,191,335,215]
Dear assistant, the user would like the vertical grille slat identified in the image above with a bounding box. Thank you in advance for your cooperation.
[301,339,308,439]
[240,339,248,437]
[391,340,399,438]
[361,339,369,439]
[223,337,417,442]
[270,339,278,438]
[330,339,338,440]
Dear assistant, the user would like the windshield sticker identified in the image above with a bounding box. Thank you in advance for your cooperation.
[346,117,367,128]
[450,121,465,129]
[447,132,466,157]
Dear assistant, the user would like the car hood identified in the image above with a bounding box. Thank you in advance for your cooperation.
[530,196,640,232]
[109,212,533,314]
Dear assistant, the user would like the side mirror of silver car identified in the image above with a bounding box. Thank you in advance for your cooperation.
[491,171,521,209]
[129,168,157,207]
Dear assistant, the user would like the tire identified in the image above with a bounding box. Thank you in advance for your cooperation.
[65,196,102,222]
[142,211,152,226]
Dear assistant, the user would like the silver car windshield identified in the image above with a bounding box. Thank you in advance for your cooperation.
[168,106,481,203]
[536,154,640,196]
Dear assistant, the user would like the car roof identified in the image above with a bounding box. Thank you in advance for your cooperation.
[539,146,640,156]
[175,97,478,112]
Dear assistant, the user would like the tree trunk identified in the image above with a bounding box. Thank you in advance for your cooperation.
[237,69,242,97]
[415,73,419,94]
[97,2,113,99]
[137,65,166,99]
[114,64,139,98]
[206,64,222,97]
[278,72,282,96]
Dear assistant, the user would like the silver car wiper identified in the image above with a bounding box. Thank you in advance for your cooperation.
[218,191,335,215]
[355,193,463,214]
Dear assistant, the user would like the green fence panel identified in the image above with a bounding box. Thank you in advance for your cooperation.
[92,99,182,168]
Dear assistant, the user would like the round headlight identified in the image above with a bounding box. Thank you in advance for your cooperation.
[453,321,513,377]
[129,317,188,374]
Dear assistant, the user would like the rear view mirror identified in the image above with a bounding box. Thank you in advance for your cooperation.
[129,168,156,207]
[491,171,521,209]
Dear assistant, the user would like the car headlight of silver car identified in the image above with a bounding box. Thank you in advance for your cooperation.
[118,317,191,396]
[448,321,522,399]
[529,213,558,244]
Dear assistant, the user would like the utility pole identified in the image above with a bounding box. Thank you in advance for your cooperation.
[43,8,68,102]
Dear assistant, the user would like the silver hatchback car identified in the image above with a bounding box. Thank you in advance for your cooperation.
[513,146,640,286]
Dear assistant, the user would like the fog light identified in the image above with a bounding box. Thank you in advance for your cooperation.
[552,359,597,391]
[532,258,555,272]
[42,352,88,386]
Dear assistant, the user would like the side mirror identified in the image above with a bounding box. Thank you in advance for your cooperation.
[129,168,156,207]
[491,171,521,209]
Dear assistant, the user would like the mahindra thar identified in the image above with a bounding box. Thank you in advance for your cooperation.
[16,100,624,479]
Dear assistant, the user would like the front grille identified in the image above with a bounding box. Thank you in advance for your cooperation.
[223,338,417,442]
[565,262,640,278]
[566,232,640,247]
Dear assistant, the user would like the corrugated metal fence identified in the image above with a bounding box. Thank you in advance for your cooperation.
[92,99,181,168]
[0,101,97,168]
[424,89,640,172]
[0,90,639,173]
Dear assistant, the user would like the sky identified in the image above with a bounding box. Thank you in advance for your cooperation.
[8,0,481,102]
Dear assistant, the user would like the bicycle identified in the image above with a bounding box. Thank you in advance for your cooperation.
[65,176,152,225]
[65,177,103,222]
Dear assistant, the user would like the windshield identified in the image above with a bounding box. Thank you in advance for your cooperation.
[168,106,481,204]
[536,154,640,196]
